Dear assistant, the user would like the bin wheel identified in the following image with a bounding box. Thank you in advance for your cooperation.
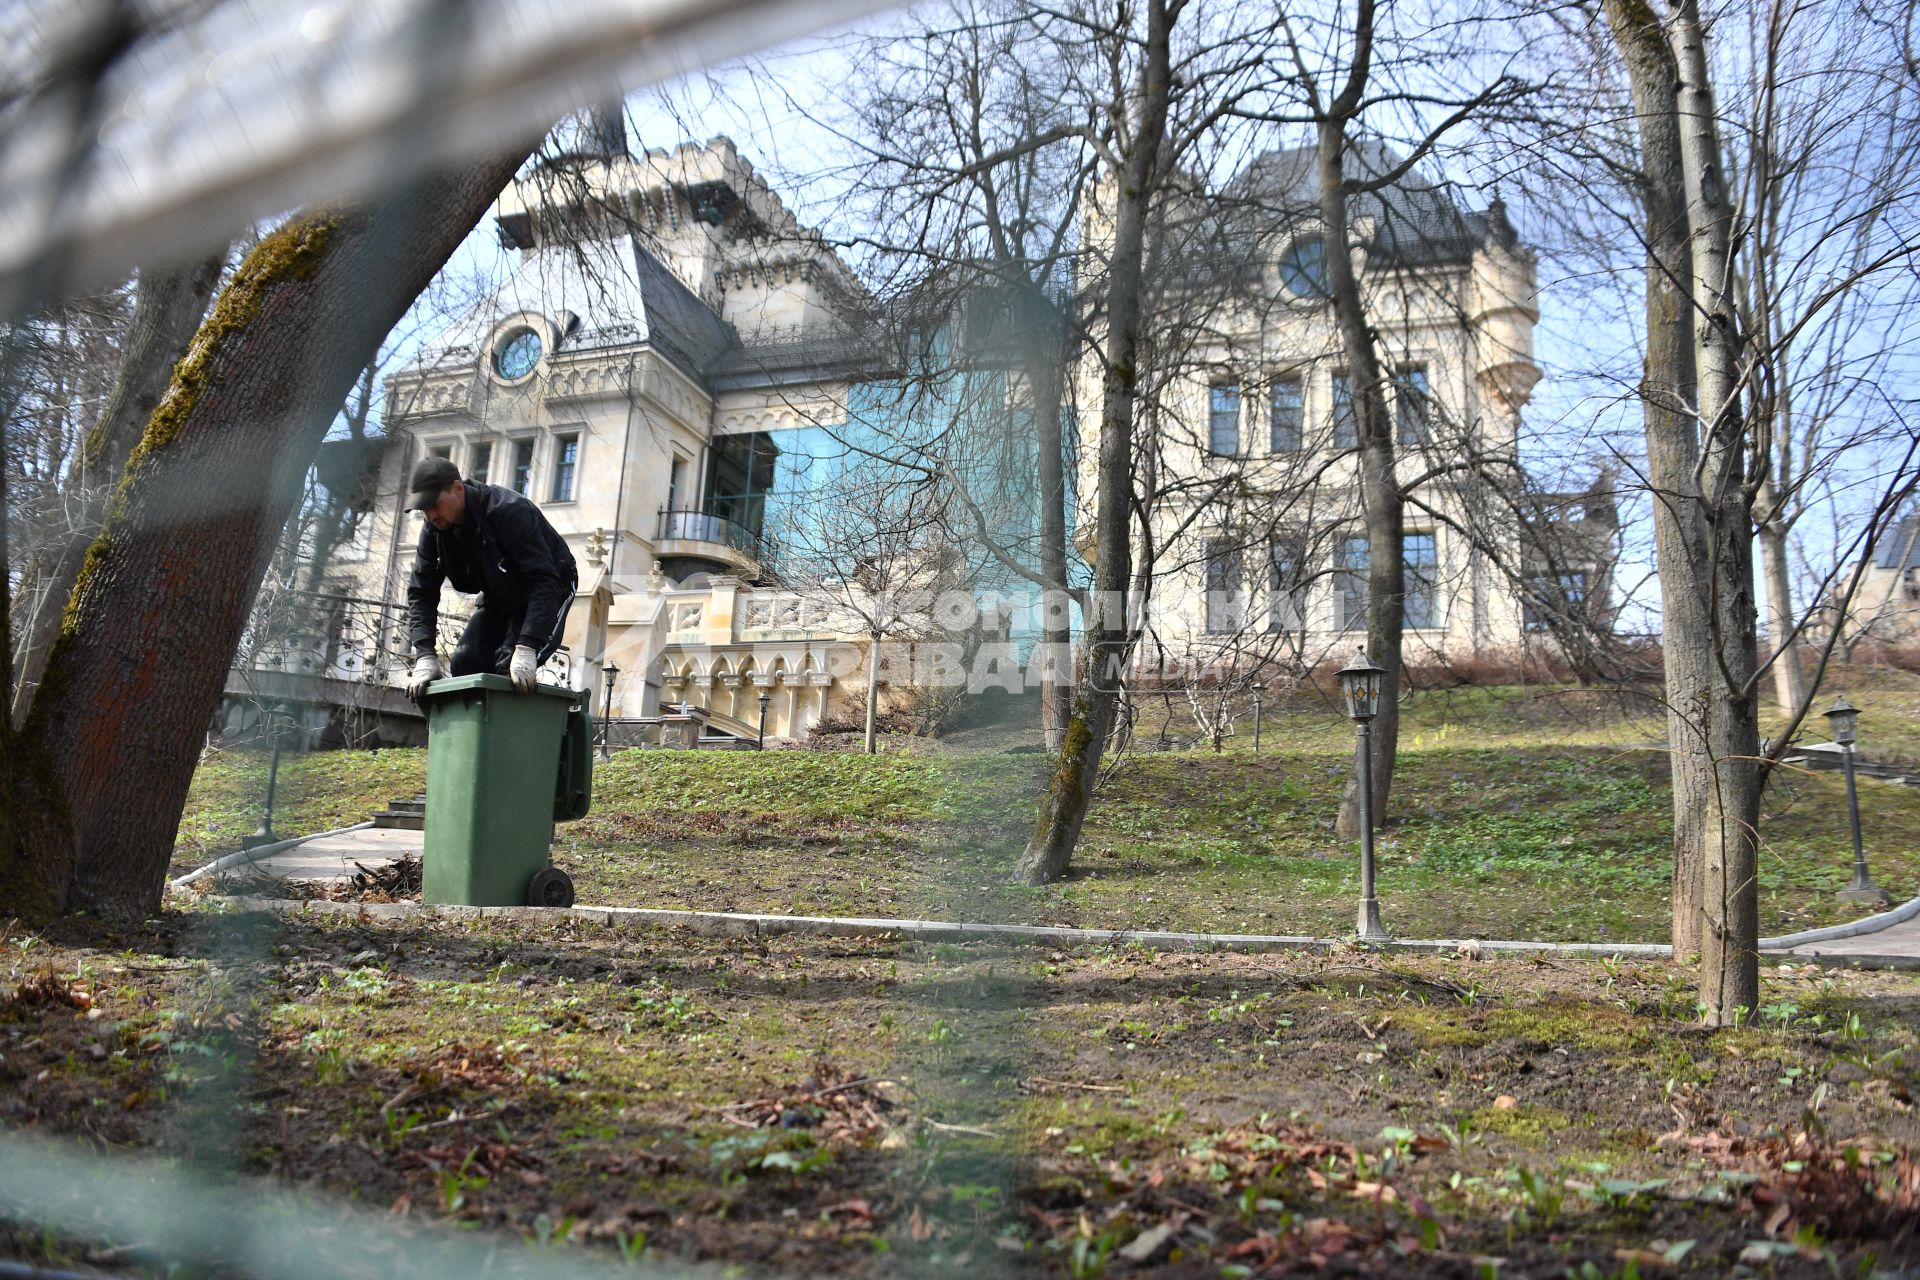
[526,867,574,909]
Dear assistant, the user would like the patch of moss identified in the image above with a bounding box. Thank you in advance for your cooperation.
[1481,1000,1658,1055]
[128,214,338,469]
[1466,1102,1569,1148]
[1391,1005,1493,1049]
[1011,1095,1161,1156]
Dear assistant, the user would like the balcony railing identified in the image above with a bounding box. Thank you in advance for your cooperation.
[655,508,777,571]
[236,589,471,688]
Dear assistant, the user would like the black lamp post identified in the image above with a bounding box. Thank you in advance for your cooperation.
[1251,681,1266,753]
[1338,651,1391,943]
[600,664,620,762]
[757,689,771,750]
[242,702,290,850]
[1825,697,1886,904]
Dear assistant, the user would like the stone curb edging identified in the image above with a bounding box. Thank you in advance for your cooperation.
[168,823,376,889]
[199,897,1916,970]
[1754,892,1920,950]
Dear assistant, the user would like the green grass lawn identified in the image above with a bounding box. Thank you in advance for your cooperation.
[173,745,428,870]
[177,671,1920,943]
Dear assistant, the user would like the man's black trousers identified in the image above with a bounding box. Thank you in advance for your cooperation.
[448,593,572,678]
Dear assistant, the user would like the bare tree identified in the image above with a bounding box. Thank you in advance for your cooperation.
[781,463,962,753]
[831,0,1096,752]
[1534,0,1920,1020]
[8,251,226,723]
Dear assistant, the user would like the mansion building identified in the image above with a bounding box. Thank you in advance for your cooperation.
[276,136,1608,745]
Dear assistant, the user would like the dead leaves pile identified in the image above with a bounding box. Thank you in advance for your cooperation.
[195,856,422,903]
[1674,1125,1919,1244]
[337,856,422,901]
[394,1139,540,1188]
[1028,1115,1451,1273]
[2,966,93,1014]
[710,1063,899,1149]
[405,1041,532,1093]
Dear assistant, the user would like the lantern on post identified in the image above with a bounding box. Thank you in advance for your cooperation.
[600,664,620,762]
[1824,697,1885,904]
[1337,651,1391,943]
[242,701,292,850]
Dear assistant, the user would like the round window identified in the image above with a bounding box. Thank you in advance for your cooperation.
[494,328,543,380]
[1279,235,1330,298]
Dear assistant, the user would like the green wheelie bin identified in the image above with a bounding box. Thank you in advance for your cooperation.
[419,674,593,908]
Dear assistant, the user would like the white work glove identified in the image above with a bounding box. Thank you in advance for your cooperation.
[509,644,539,693]
[404,654,440,701]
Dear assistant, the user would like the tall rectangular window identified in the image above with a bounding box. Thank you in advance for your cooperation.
[705,431,782,538]
[1268,539,1305,632]
[1335,534,1369,630]
[1331,373,1357,448]
[1208,383,1241,456]
[1395,366,1431,447]
[511,439,535,496]
[1269,376,1303,452]
[1205,541,1244,633]
[666,455,688,511]
[428,442,452,460]
[1404,531,1438,629]
[1524,571,1588,632]
[468,441,491,486]
[550,432,579,502]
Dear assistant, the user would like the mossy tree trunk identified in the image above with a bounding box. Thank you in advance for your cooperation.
[1601,0,1715,962]
[1016,0,1178,886]
[1,150,535,924]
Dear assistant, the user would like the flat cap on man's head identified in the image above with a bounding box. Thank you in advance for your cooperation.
[406,456,461,510]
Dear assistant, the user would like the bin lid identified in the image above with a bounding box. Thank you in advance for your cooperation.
[423,673,584,704]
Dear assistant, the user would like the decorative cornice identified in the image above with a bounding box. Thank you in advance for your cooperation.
[714,400,844,434]
[389,373,475,420]
[546,357,632,404]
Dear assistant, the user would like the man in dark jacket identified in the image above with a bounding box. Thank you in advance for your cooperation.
[402,456,578,698]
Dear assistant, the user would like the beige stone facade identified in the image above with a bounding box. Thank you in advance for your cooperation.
[312,139,881,742]
[1075,146,1602,678]
[295,138,1603,743]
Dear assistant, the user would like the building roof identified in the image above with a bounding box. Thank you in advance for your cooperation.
[404,234,739,385]
[402,224,910,399]
[1875,514,1920,570]
[1223,139,1515,268]
[707,331,896,391]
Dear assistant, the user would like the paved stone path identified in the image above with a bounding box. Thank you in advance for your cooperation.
[1790,911,1920,965]
[226,827,1920,966]
[248,827,422,881]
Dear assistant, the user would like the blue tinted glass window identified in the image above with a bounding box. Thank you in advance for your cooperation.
[1208,383,1240,456]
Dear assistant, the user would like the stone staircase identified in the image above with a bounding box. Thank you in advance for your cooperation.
[371,796,425,830]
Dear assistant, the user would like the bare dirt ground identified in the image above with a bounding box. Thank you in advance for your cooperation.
[2,909,1917,1278]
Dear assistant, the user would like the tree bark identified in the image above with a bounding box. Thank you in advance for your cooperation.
[1601,0,1714,961]
[3,149,537,924]
[864,633,881,754]
[1027,307,1074,753]
[1755,492,1806,710]
[10,250,224,726]
[1318,0,1403,841]
[1017,0,1177,885]
[1672,0,1762,1025]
